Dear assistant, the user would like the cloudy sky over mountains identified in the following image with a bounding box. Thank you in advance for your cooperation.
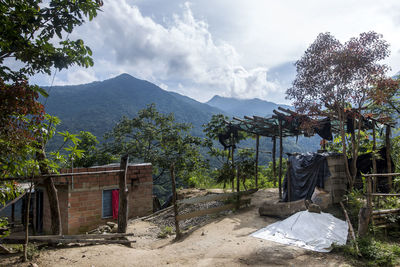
[31,0,400,104]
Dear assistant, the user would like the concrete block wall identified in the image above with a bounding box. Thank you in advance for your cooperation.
[42,163,153,234]
[325,154,348,203]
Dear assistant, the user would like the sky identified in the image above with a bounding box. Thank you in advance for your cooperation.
[30,0,400,104]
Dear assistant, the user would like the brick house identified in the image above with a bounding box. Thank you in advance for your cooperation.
[37,163,153,234]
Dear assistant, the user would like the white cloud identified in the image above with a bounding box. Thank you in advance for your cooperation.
[49,0,285,103]
[30,0,400,104]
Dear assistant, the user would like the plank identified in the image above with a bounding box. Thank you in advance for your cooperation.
[0,170,124,182]
[372,208,400,215]
[371,193,400,197]
[177,199,251,221]
[177,189,257,205]
[17,233,134,240]
[0,192,26,213]
[0,238,134,245]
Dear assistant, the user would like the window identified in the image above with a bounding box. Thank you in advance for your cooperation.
[102,189,119,219]
[102,189,113,218]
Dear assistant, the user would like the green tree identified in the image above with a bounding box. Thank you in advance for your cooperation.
[0,0,102,235]
[0,0,102,81]
[286,31,391,189]
[203,114,248,188]
[71,131,116,168]
[105,104,204,199]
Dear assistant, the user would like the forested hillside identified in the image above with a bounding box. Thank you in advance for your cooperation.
[43,73,320,155]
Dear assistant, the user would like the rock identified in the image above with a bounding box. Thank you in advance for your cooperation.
[29,263,38,267]
[106,222,117,228]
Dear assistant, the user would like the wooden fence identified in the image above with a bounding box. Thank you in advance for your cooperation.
[364,173,400,229]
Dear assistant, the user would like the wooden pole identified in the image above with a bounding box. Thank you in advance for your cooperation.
[272,136,276,187]
[117,155,129,233]
[278,119,283,200]
[372,121,377,193]
[255,135,260,189]
[287,161,291,202]
[386,125,392,191]
[231,136,235,192]
[170,164,181,240]
[23,182,33,262]
[339,201,360,256]
[11,203,15,226]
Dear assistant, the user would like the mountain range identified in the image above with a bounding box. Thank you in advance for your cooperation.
[43,73,319,156]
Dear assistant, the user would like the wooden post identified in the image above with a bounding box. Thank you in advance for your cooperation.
[11,203,15,226]
[278,119,283,200]
[372,121,377,193]
[236,166,240,193]
[170,164,181,239]
[255,135,260,189]
[367,176,372,210]
[231,136,235,192]
[358,176,373,237]
[287,161,291,202]
[272,136,276,187]
[23,182,33,262]
[386,125,392,191]
[117,155,129,233]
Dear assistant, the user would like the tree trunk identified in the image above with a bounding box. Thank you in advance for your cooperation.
[23,182,33,262]
[36,143,61,235]
[338,106,353,189]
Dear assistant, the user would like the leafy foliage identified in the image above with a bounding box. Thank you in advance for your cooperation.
[287,31,390,114]
[0,0,102,81]
[286,31,392,189]
[202,114,249,186]
[105,104,205,200]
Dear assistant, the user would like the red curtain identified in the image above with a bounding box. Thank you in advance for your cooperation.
[112,189,119,219]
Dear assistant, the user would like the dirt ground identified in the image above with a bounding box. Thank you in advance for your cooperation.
[2,189,352,267]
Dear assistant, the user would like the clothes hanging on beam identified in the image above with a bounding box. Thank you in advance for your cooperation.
[282,153,331,202]
[218,124,239,150]
[314,117,333,141]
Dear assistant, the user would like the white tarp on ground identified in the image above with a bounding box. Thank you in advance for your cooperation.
[251,211,348,252]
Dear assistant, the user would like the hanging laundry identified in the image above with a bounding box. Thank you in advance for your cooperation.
[112,189,119,219]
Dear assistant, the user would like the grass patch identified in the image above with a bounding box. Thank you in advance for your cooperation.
[157,226,174,239]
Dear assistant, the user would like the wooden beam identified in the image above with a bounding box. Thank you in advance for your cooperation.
[272,136,277,187]
[176,199,251,221]
[0,192,26,213]
[386,125,392,190]
[117,155,129,233]
[1,170,124,182]
[0,237,134,245]
[178,189,257,205]
[371,193,400,197]
[170,164,181,239]
[255,135,260,189]
[278,119,283,200]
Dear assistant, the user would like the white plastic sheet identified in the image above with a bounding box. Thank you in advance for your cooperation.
[251,211,348,252]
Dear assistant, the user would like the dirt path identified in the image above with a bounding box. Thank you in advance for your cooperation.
[10,189,352,266]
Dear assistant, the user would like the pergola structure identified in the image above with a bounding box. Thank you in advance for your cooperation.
[225,107,395,199]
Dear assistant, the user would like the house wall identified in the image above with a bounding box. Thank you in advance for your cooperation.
[325,154,348,203]
[42,163,153,235]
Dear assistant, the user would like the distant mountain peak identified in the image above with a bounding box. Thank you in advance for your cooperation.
[206,95,291,117]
